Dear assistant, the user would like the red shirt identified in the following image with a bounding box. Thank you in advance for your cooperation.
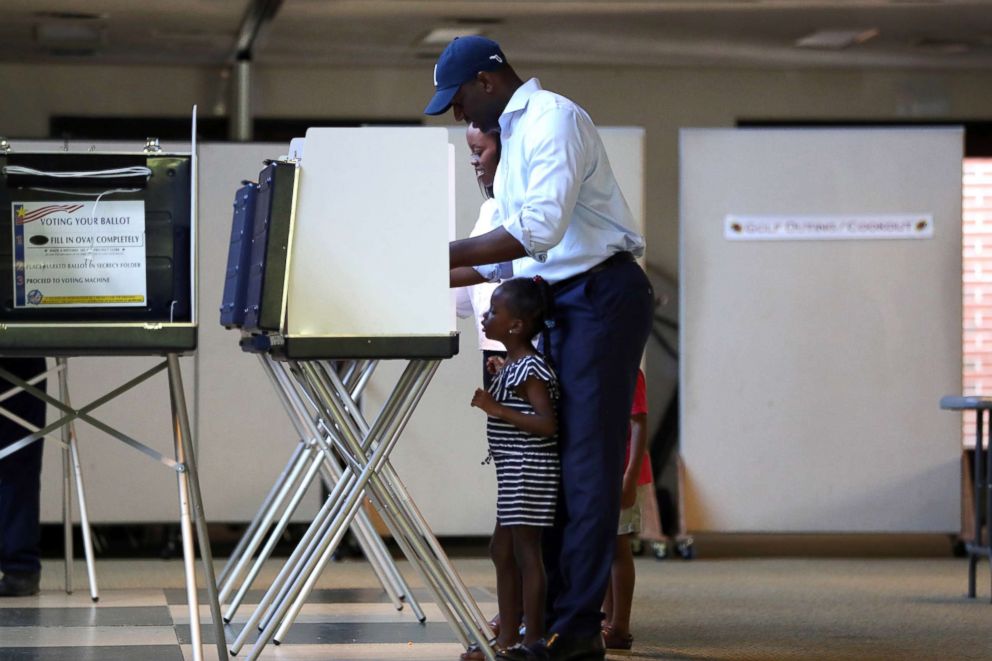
[624,370,653,486]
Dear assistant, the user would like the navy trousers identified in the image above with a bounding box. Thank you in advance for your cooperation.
[543,260,653,637]
[0,357,47,575]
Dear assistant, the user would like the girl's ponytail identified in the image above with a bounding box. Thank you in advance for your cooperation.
[533,276,556,371]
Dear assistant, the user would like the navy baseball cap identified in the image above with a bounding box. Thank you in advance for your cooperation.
[424,36,507,115]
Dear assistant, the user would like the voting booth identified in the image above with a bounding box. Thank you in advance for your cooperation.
[0,119,226,661]
[0,143,195,353]
[218,128,492,660]
[223,128,456,358]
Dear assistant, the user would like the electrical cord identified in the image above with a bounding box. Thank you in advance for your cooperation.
[1,165,152,179]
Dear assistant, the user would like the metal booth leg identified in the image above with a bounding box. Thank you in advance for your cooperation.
[292,361,494,659]
[270,382,422,630]
[223,442,324,624]
[217,441,307,597]
[268,357,421,615]
[56,358,99,601]
[240,360,438,660]
[166,354,229,661]
[970,409,984,599]
[975,404,992,603]
[310,362,493,645]
[60,412,73,595]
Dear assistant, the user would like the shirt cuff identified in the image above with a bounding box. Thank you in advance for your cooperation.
[474,262,514,283]
[503,214,549,263]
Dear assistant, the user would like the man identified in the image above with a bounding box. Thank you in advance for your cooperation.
[426,36,653,661]
[0,357,47,597]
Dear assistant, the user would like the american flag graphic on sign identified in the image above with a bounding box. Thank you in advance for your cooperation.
[14,203,84,224]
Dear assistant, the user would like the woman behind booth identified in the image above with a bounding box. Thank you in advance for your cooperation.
[453,123,508,390]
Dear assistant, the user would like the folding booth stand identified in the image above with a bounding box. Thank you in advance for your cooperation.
[0,357,97,600]
[219,128,496,661]
[215,353,427,626]
[0,122,227,661]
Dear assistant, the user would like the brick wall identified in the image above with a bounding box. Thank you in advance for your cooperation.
[962,159,992,447]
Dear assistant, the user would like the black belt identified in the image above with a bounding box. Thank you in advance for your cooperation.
[550,251,635,294]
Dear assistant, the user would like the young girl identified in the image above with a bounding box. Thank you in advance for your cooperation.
[470,277,559,661]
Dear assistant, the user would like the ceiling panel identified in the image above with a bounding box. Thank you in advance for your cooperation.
[0,0,989,69]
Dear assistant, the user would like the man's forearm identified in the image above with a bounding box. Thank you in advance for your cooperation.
[450,226,527,269]
[450,267,486,288]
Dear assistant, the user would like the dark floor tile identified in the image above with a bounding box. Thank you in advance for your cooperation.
[0,647,182,661]
[164,586,493,605]
[176,620,459,645]
[0,606,172,627]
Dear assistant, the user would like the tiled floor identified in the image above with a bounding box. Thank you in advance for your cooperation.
[0,562,495,661]
[3,554,992,660]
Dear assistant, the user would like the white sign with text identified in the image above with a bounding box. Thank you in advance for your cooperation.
[12,200,147,307]
[724,213,934,241]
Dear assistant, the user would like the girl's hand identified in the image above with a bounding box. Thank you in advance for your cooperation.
[486,355,505,374]
[471,388,498,414]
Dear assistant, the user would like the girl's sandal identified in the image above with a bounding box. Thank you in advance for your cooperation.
[461,641,509,661]
[488,614,501,638]
[601,625,634,650]
[460,643,487,661]
[460,615,502,659]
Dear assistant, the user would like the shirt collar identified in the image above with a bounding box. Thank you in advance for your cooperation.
[501,78,542,122]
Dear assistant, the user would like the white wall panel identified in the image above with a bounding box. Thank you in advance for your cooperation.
[680,128,963,532]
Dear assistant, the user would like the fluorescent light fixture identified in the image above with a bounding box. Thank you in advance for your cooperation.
[421,26,484,45]
[795,28,880,50]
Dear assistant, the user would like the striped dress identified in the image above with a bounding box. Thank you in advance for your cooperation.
[486,354,560,527]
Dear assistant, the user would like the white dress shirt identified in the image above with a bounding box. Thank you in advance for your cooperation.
[454,199,506,351]
[491,78,645,283]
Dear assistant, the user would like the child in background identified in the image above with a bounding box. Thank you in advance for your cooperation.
[602,368,650,650]
[469,277,559,661]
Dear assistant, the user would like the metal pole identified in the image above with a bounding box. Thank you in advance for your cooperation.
[218,441,312,604]
[229,491,339,655]
[278,366,414,614]
[273,358,415,611]
[246,361,434,658]
[171,389,203,661]
[58,358,98,602]
[317,362,493,646]
[231,58,252,142]
[223,447,322,623]
[280,360,480,648]
[217,440,306,590]
[168,354,229,661]
[59,366,73,595]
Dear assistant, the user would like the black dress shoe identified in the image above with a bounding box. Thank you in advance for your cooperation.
[497,640,550,660]
[544,632,605,661]
[0,571,41,597]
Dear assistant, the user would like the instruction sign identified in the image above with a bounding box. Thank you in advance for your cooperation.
[724,213,934,241]
[12,200,147,307]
